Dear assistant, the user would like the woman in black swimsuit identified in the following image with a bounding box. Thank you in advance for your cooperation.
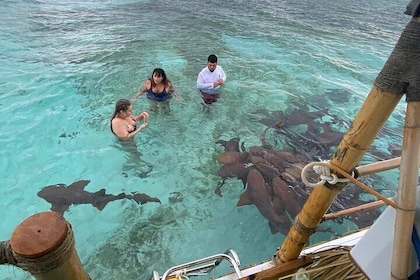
[110,99,149,139]
[131,68,180,111]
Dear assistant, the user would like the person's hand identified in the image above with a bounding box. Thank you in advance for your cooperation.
[139,122,148,129]
[213,79,224,87]
[141,112,149,119]
[131,97,137,102]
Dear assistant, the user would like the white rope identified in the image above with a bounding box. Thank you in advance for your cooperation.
[301,161,350,188]
[174,268,188,279]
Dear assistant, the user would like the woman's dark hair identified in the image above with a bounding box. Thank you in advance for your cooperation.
[111,97,130,119]
[150,68,170,86]
[110,98,132,134]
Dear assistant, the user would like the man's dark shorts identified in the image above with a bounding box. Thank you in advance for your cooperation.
[200,91,219,104]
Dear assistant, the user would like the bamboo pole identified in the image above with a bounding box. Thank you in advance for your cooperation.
[275,87,402,264]
[9,211,90,280]
[322,199,387,222]
[390,102,420,280]
[356,157,401,177]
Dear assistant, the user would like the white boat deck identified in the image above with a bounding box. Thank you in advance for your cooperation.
[214,229,368,280]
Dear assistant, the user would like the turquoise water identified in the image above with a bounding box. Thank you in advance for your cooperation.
[0,0,410,279]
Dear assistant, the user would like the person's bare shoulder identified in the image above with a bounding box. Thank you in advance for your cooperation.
[144,79,151,87]
[111,117,122,126]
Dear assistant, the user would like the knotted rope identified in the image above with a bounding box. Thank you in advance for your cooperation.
[301,160,397,208]
[0,241,17,266]
[301,160,350,188]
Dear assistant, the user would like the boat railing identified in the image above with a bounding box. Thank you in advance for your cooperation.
[151,249,241,280]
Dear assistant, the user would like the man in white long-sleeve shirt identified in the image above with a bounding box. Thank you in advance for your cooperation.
[197,54,226,104]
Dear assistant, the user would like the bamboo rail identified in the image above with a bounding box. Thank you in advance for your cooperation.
[1,211,90,280]
[322,200,387,222]
[356,157,401,177]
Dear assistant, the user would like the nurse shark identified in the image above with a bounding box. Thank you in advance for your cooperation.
[37,180,160,215]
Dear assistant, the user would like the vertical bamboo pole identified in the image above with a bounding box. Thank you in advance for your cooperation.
[389,8,420,279]
[10,211,90,280]
[275,88,402,263]
[390,102,420,280]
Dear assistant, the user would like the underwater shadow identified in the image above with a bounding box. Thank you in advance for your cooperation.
[111,138,154,178]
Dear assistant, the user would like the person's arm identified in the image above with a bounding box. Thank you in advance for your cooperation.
[132,80,150,101]
[218,66,226,83]
[168,82,180,101]
[197,70,215,91]
[112,118,148,139]
[126,122,147,138]
[213,66,226,87]
[133,112,149,122]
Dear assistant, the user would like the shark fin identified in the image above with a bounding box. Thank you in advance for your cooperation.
[268,221,280,234]
[93,199,108,211]
[237,189,253,206]
[51,204,70,215]
[92,189,110,211]
[94,189,106,195]
[93,203,107,211]
[129,193,161,204]
[68,180,90,190]
[117,193,126,199]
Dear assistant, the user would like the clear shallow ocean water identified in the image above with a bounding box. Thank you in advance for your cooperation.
[0,0,410,279]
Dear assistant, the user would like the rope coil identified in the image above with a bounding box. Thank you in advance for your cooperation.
[301,161,350,188]
[0,241,17,266]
